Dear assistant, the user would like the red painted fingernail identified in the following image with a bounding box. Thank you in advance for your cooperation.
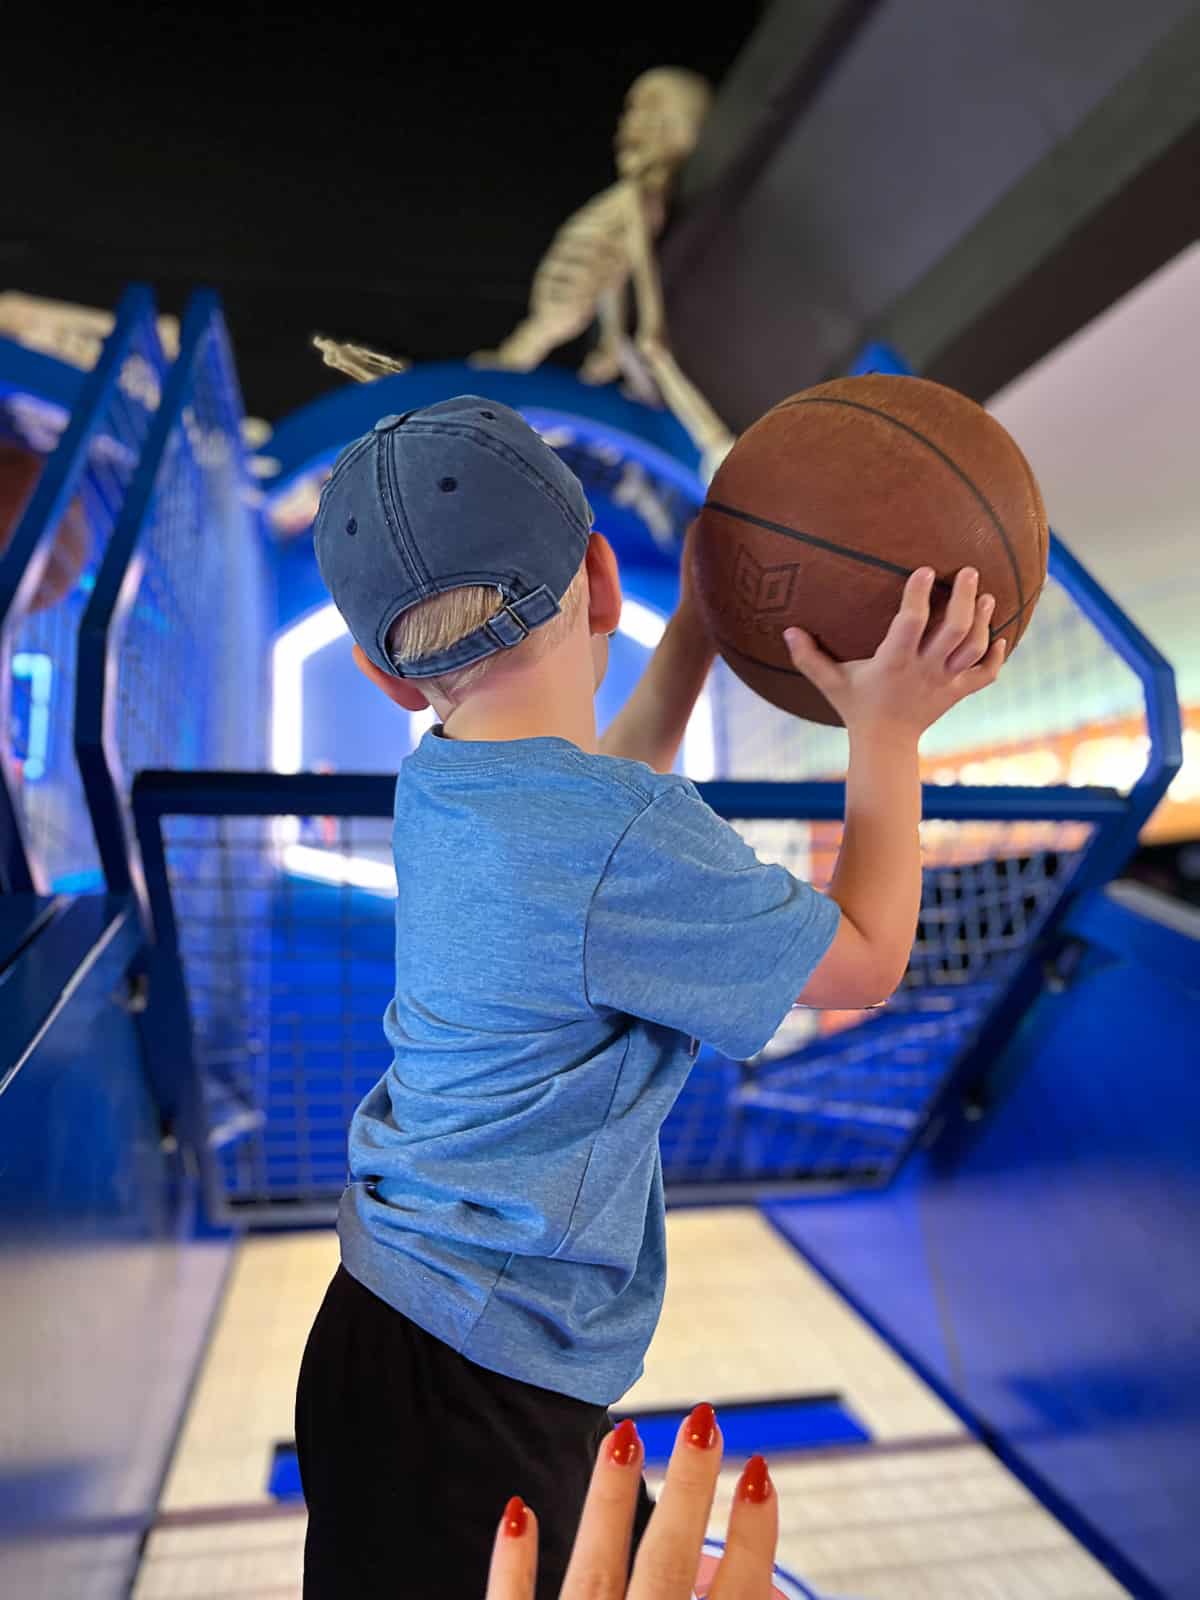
[609,1418,640,1465]
[502,1495,527,1538]
[685,1402,717,1449]
[738,1454,772,1503]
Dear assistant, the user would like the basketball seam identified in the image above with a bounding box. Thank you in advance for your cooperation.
[992,584,1044,639]
[1012,440,1049,570]
[771,393,1027,625]
[704,501,954,591]
[713,631,809,679]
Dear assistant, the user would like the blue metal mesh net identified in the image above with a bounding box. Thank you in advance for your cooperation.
[114,318,269,786]
[157,807,1092,1218]
[664,815,1091,1186]
[704,562,1147,788]
[162,812,394,1213]
[119,309,273,1146]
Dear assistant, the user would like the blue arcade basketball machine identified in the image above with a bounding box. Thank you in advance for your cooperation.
[1,291,1197,1599]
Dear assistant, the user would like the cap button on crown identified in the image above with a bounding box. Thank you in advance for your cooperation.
[373,414,405,433]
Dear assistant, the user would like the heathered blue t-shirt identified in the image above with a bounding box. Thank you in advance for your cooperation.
[338,725,840,1404]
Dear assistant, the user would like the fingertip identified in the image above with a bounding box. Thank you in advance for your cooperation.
[683,1401,719,1452]
[717,1455,780,1592]
[502,1496,529,1539]
[488,1497,538,1600]
[736,1454,773,1505]
[607,1417,641,1467]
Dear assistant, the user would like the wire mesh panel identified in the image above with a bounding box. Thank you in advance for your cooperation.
[707,548,1148,789]
[160,811,395,1216]
[109,308,269,786]
[69,295,273,1153]
[0,290,164,891]
[146,791,1099,1220]
[661,815,1091,1188]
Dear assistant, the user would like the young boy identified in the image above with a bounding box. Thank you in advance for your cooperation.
[295,395,1003,1598]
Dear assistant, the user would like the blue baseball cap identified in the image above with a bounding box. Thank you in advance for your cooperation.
[312,396,594,679]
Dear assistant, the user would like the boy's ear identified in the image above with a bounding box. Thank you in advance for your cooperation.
[351,643,431,711]
[585,530,622,638]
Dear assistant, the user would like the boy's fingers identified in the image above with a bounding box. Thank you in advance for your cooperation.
[945,594,995,674]
[484,1499,538,1600]
[879,566,935,658]
[784,627,842,692]
[559,1422,645,1600]
[960,635,1007,693]
[709,1456,779,1600]
[923,566,979,658]
[629,1407,724,1600]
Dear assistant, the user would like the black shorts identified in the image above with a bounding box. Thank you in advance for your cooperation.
[295,1264,656,1599]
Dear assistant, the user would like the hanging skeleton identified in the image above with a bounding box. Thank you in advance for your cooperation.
[313,68,735,483]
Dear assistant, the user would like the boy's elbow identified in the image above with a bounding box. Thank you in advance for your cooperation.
[820,960,900,1012]
[857,940,911,1007]
[797,922,909,1010]
[853,964,904,1010]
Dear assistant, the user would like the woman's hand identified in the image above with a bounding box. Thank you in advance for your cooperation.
[485,1406,780,1599]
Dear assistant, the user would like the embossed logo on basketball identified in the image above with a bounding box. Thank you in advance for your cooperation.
[733,544,800,640]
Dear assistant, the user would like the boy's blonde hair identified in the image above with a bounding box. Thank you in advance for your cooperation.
[386,558,590,702]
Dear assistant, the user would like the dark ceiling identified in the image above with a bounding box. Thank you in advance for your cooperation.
[5,4,763,424]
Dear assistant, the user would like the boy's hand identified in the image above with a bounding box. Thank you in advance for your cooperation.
[784,566,1006,740]
[675,519,705,627]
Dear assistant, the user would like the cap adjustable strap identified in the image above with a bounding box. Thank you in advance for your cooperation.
[391,584,562,678]
[482,584,558,647]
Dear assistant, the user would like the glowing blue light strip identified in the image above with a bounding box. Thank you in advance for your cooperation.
[11,651,53,782]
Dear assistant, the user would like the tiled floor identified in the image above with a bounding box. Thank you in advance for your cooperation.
[626,1211,962,1440]
[135,1209,1129,1598]
[157,1231,340,1513]
[699,1448,1129,1599]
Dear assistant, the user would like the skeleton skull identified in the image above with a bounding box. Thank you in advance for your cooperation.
[615,68,713,180]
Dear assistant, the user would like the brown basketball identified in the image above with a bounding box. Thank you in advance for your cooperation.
[692,374,1048,725]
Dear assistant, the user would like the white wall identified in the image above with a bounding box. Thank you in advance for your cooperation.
[988,241,1200,703]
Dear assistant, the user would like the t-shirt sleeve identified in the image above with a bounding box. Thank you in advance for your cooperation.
[583,785,841,1061]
